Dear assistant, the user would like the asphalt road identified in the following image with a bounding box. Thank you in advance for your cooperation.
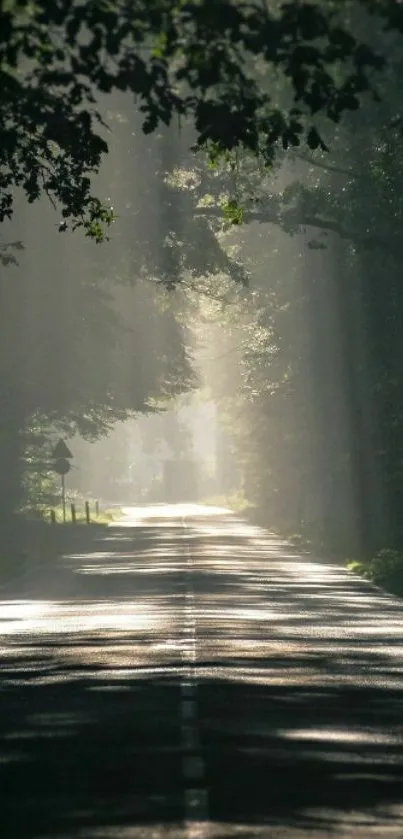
[1,503,403,838]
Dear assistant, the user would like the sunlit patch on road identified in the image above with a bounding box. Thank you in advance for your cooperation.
[0,599,165,636]
[277,727,402,746]
[118,503,231,524]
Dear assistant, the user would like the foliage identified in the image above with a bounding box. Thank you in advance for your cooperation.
[0,195,196,519]
[160,6,403,576]
[21,420,59,511]
[4,0,403,589]
[1,1,403,229]
[0,239,24,266]
[347,550,403,597]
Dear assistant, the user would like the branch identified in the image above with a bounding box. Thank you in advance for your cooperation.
[193,205,396,254]
[292,152,354,178]
[193,205,345,235]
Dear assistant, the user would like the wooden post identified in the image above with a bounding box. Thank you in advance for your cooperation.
[50,509,56,525]
[85,501,90,524]
[71,503,76,524]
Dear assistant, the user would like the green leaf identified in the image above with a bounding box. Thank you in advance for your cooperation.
[222,199,244,225]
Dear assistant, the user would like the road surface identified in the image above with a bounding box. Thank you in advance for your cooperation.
[1,503,403,838]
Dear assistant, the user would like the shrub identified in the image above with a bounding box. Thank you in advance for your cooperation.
[347,549,403,596]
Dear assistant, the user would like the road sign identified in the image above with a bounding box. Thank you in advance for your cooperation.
[53,457,71,476]
[50,441,73,523]
[52,439,73,459]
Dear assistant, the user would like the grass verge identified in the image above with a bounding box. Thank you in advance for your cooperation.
[0,509,122,586]
[346,549,403,597]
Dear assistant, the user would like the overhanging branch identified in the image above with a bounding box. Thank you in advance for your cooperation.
[193,206,396,255]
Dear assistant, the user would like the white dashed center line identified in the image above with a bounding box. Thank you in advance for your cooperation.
[180,517,209,835]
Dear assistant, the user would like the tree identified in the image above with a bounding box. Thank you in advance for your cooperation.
[1,1,402,235]
[157,2,403,561]
[0,188,196,520]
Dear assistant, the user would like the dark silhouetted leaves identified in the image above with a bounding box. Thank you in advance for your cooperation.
[0,1,400,230]
[307,127,329,151]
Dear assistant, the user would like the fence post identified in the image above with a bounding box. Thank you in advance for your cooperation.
[85,501,90,524]
[71,503,76,524]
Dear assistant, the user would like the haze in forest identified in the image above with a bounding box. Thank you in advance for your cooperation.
[1,1,403,594]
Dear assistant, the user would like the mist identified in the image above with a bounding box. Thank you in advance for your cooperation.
[4,5,403,838]
[0,66,399,569]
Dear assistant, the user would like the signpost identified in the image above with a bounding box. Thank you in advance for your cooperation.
[51,440,73,521]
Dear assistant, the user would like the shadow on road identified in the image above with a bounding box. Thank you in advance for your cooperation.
[200,678,403,832]
[1,660,403,836]
[1,514,403,836]
[1,670,183,836]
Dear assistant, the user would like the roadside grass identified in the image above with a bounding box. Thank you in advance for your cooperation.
[0,507,122,585]
[47,505,119,524]
[346,549,403,597]
[201,491,252,514]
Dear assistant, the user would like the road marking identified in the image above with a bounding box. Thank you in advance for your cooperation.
[180,516,209,836]
[183,651,196,664]
[182,699,197,721]
[181,681,196,698]
[182,724,199,750]
[182,755,204,780]
[184,788,209,823]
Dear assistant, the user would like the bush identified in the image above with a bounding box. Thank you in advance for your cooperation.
[347,549,403,596]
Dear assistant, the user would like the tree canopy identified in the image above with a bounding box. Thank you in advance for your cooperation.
[191,15,403,560]
[1,0,403,235]
[3,0,403,582]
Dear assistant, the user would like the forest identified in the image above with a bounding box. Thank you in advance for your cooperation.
[2,0,403,591]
